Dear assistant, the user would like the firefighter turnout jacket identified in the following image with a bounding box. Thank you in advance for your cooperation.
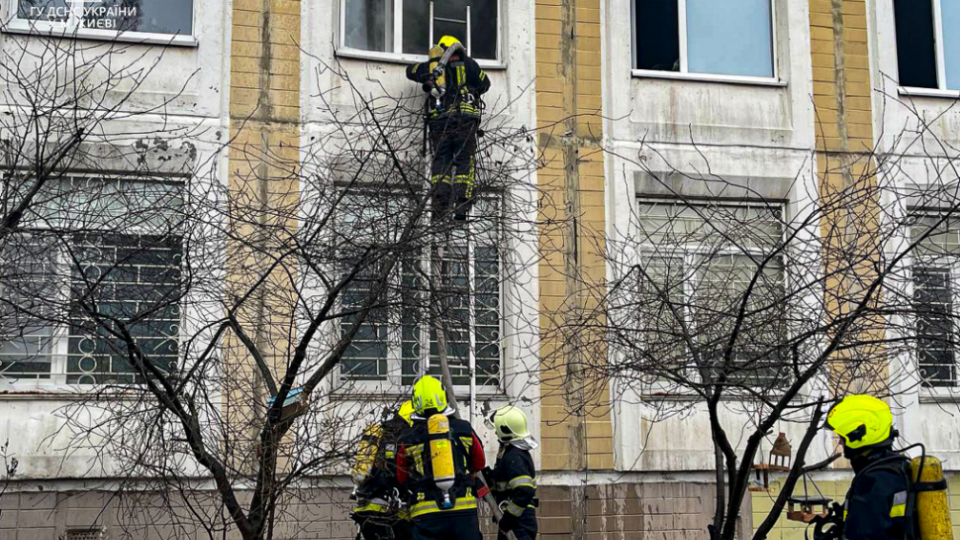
[406,54,490,119]
[491,444,537,518]
[843,448,916,540]
[353,415,410,516]
[395,416,486,519]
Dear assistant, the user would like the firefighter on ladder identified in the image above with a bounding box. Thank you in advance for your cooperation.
[406,35,491,221]
[395,375,486,540]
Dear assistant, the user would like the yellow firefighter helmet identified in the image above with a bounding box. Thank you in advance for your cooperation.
[825,395,894,450]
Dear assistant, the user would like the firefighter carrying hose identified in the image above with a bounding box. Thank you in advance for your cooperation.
[351,401,416,540]
[406,36,491,221]
[819,395,954,540]
[486,406,539,540]
[395,375,486,540]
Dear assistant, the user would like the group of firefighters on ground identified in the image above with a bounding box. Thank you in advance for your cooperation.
[350,375,537,540]
[372,33,955,540]
[349,384,955,540]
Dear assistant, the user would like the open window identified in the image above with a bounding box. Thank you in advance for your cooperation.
[632,0,776,80]
[893,0,960,91]
[340,0,500,62]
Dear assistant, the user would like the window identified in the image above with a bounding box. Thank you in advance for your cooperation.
[340,0,500,61]
[633,0,775,79]
[337,191,502,390]
[0,177,183,385]
[893,0,960,90]
[13,0,193,37]
[911,212,960,387]
[635,201,788,387]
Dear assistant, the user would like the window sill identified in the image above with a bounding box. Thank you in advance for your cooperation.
[918,389,960,404]
[2,21,198,47]
[334,47,507,71]
[329,389,508,402]
[631,69,787,88]
[0,385,145,400]
[898,87,960,99]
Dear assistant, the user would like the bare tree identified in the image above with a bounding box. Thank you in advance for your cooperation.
[0,36,545,540]
[547,102,960,540]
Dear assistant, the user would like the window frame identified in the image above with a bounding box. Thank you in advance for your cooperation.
[336,0,506,69]
[634,198,788,394]
[332,192,506,396]
[910,259,959,388]
[3,0,199,47]
[0,175,186,391]
[629,0,782,86]
[892,0,951,94]
[908,209,960,390]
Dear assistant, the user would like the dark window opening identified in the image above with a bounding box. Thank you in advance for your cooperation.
[893,0,939,88]
[634,0,680,71]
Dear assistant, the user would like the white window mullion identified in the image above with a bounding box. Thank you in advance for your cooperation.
[394,0,403,54]
[934,0,948,90]
[467,223,477,417]
[50,244,70,385]
[68,0,81,32]
[339,0,348,49]
[685,252,699,383]
[386,264,403,388]
[466,5,472,56]
[951,259,960,387]
[419,246,432,379]
[677,0,689,74]
[428,1,435,50]
[769,0,779,80]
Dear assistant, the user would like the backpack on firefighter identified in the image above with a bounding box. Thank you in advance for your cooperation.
[813,396,954,540]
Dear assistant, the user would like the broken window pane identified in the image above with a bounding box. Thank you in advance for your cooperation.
[893,0,938,88]
[634,0,680,71]
[344,0,395,52]
[686,0,774,77]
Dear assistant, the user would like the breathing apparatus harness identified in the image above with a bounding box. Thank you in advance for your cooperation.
[807,441,949,540]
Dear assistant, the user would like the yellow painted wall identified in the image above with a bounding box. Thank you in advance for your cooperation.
[535,0,614,474]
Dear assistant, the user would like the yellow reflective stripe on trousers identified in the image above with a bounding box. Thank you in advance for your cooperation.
[410,496,477,517]
[503,500,525,517]
[354,502,389,514]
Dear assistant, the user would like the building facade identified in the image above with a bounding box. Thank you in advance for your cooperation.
[2,0,960,538]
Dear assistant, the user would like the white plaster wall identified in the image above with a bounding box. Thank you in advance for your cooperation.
[603,0,824,472]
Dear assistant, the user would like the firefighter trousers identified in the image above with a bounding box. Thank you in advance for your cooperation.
[354,512,413,540]
[497,509,537,540]
[428,116,479,221]
[410,509,482,540]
